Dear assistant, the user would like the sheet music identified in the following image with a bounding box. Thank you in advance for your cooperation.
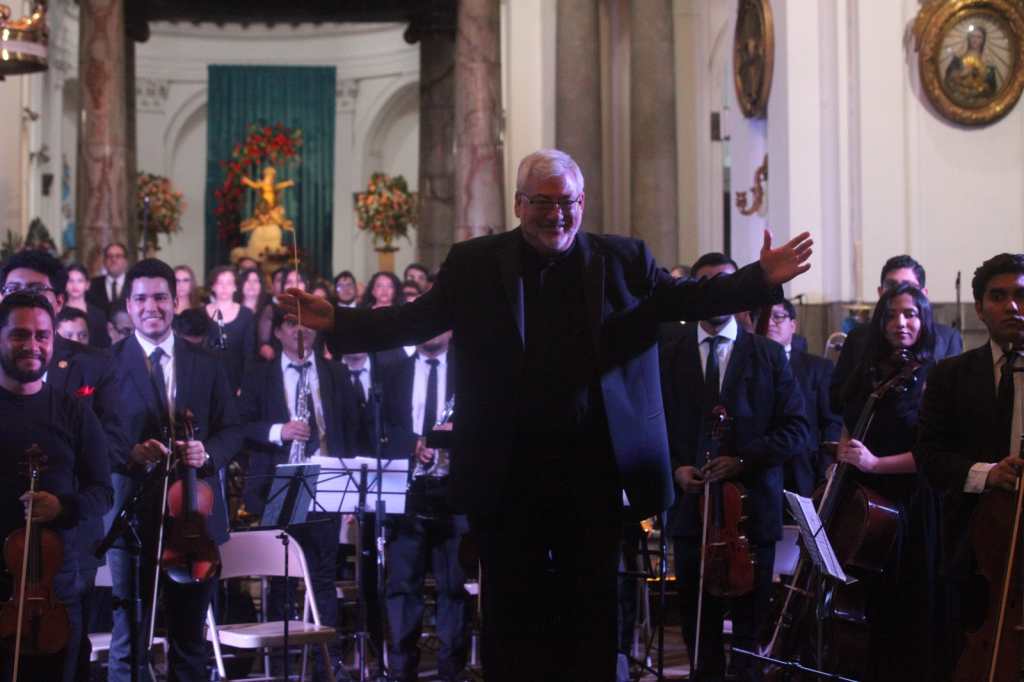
[784,491,851,584]
[302,455,410,514]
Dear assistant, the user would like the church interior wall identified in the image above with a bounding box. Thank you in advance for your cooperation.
[0,78,26,241]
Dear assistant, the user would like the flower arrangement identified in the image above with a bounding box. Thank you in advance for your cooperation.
[355,172,417,251]
[213,123,303,248]
[137,172,185,247]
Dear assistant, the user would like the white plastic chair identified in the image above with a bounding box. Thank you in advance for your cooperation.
[88,563,169,666]
[205,530,337,682]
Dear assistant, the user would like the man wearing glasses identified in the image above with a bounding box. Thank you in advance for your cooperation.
[86,242,129,312]
[278,148,814,681]
[0,250,127,681]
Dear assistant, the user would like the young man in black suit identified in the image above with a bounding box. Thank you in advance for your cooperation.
[239,307,356,679]
[279,149,813,680]
[0,292,113,682]
[107,258,241,682]
[661,253,808,682]
[916,253,1024,673]
[0,250,128,680]
[765,299,842,495]
[379,330,468,682]
[831,255,963,413]
[85,242,129,311]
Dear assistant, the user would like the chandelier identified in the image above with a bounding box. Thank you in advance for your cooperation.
[0,2,47,79]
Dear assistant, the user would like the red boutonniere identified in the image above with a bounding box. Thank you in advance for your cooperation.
[76,385,95,398]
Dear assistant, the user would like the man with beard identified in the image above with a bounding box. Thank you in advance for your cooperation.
[278,149,813,680]
[0,250,127,681]
[0,292,112,681]
[916,253,1024,675]
[379,330,467,682]
[107,259,241,682]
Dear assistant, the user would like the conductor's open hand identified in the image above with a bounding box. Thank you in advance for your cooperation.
[277,288,334,332]
[986,454,1023,492]
[20,491,61,523]
[760,229,813,285]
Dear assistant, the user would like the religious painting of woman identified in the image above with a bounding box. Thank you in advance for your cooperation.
[940,19,1011,107]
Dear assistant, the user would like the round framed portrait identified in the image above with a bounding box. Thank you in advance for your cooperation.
[916,0,1024,126]
[733,0,774,119]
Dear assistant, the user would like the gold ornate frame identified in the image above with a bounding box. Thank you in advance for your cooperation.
[733,0,775,119]
[914,0,1024,126]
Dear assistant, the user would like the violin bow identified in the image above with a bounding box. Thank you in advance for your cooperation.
[11,445,43,682]
[148,391,177,651]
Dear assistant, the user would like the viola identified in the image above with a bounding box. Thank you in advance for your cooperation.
[0,445,71,679]
[160,409,220,584]
[954,453,1024,681]
[764,351,917,678]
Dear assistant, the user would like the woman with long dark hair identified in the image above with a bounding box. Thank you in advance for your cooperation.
[64,263,111,347]
[205,265,255,393]
[836,283,947,681]
[360,271,404,309]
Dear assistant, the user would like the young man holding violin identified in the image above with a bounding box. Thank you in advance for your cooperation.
[0,292,112,682]
[916,252,1024,677]
[660,253,808,682]
[107,259,241,682]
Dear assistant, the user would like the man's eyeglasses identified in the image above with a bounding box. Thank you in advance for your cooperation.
[769,313,792,323]
[517,193,582,212]
[1,283,56,297]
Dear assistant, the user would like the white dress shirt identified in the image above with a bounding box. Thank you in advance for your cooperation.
[107,273,125,301]
[412,351,449,436]
[134,330,176,411]
[964,340,1023,493]
[269,352,328,457]
[696,316,739,391]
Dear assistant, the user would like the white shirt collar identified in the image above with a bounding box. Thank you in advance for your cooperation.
[697,316,739,345]
[280,351,314,373]
[135,330,174,359]
[416,350,448,367]
[992,338,1020,366]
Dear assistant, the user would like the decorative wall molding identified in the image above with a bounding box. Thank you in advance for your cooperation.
[136,78,171,113]
[338,79,359,112]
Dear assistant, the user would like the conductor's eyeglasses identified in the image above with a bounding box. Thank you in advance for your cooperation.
[517,193,582,213]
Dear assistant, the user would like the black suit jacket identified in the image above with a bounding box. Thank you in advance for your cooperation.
[831,321,962,414]
[660,326,808,543]
[381,352,456,459]
[324,228,783,518]
[915,343,1005,576]
[48,336,128,568]
[788,348,842,495]
[86,275,125,312]
[239,355,357,515]
[111,335,241,544]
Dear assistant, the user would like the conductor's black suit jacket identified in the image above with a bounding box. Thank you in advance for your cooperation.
[323,228,783,519]
[660,325,808,543]
[915,343,1006,577]
[111,335,241,545]
[239,355,357,516]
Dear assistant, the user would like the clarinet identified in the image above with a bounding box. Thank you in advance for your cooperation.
[213,309,228,350]
[288,365,312,463]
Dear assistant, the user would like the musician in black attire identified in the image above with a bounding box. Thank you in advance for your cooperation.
[0,292,112,682]
[915,253,1024,677]
[380,331,468,682]
[0,251,128,681]
[661,253,808,682]
[835,283,943,681]
[239,307,356,679]
[107,259,241,682]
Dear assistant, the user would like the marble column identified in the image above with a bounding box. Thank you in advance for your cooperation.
[630,0,678,264]
[556,0,604,233]
[453,0,504,242]
[406,6,457,269]
[76,0,129,275]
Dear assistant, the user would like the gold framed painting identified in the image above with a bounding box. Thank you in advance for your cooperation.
[733,0,774,119]
[915,0,1024,126]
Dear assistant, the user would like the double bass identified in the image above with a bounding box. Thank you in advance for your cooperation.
[0,445,70,681]
[763,351,917,678]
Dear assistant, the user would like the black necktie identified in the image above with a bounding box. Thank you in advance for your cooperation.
[423,358,440,435]
[704,336,724,409]
[111,279,119,302]
[999,350,1018,445]
[149,348,169,421]
[289,362,320,456]
[350,368,367,407]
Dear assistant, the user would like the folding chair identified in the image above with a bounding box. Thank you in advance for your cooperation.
[205,530,337,681]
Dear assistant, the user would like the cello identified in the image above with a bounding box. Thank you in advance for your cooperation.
[763,351,917,678]
[0,445,70,681]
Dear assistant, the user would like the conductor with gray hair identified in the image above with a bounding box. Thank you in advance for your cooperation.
[279,148,813,680]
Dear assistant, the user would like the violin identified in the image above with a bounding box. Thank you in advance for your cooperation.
[954,441,1024,680]
[160,409,220,584]
[764,350,918,678]
[693,406,756,672]
[0,445,70,680]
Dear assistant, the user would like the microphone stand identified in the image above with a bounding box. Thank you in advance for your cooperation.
[366,349,389,682]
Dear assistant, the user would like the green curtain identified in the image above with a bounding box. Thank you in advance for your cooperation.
[204,65,336,277]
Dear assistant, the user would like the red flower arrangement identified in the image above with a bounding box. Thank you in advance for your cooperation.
[75,385,95,398]
[355,173,417,251]
[213,123,303,249]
